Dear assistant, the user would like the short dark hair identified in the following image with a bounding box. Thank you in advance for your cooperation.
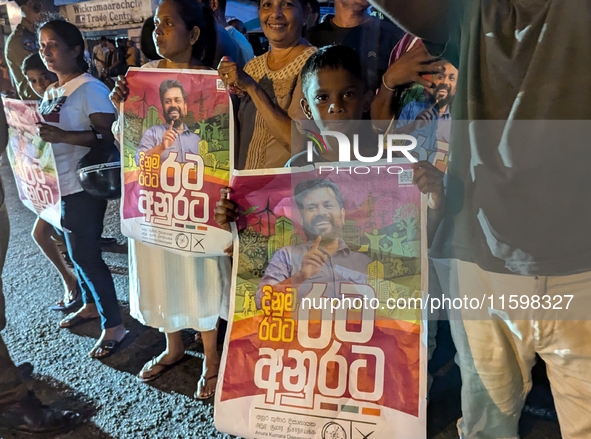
[301,45,366,97]
[100,36,108,42]
[217,0,227,14]
[22,52,47,74]
[294,178,344,211]
[308,0,319,15]
[159,79,187,104]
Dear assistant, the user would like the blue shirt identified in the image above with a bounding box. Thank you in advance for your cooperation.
[256,238,372,307]
[396,100,451,160]
[136,123,201,165]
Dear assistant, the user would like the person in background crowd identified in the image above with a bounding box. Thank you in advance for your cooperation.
[5,0,56,100]
[369,1,591,438]
[304,0,320,31]
[92,36,108,78]
[36,18,128,359]
[208,0,254,68]
[21,52,82,312]
[218,0,316,169]
[110,0,230,400]
[307,0,403,92]
[0,50,14,96]
[197,0,242,69]
[103,39,127,85]
[126,40,141,68]
[228,18,247,35]
[0,106,81,437]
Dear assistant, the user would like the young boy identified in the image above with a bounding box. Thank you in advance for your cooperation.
[21,53,57,98]
[287,44,375,166]
[217,44,444,242]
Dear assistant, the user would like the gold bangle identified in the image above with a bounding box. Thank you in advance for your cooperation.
[382,76,397,92]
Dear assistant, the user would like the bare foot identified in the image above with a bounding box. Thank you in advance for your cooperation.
[59,305,100,328]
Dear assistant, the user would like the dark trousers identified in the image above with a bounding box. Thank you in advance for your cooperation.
[60,191,121,329]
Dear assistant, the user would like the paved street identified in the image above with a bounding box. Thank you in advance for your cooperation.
[0,158,562,439]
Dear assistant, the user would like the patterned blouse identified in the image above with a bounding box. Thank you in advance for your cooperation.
[237,45,317,170]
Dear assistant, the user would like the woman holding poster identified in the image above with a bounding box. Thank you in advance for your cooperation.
[35,19,128,358]
[110,0,230,400]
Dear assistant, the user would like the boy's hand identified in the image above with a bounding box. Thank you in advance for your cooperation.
[383,43,444,90]
[412,161,444,210]
[214,187,239,232]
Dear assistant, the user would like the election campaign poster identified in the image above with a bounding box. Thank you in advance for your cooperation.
[215,162,428,439]
[2,97,61,229]
[120,68,233,256]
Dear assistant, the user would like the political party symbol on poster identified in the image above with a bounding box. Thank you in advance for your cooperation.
[120,68,233,256]
[2,97,62,230]
[215,162,428,439]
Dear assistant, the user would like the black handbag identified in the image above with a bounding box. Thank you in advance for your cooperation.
[76,141,121,200]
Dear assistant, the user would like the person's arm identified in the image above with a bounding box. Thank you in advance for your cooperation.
[38,112,116,148]
[218,59,298,151]
[5,37,36,100]
[368,0,455,44]
[242,81,294,150]
[371,43,442,132]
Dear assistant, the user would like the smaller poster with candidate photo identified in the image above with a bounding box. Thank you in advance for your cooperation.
[2,97,62,230]
[120,68,234,256]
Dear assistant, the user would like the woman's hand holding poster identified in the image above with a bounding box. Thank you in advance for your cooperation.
[120,68,233,256]
[2,97,61,229]
[215,162,428,439]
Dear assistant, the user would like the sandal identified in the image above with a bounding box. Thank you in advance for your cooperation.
[137,356,182,382]
[50,286,81,312]
[88,331,129,359]
[59,311,98,329]
[194,374,218,400]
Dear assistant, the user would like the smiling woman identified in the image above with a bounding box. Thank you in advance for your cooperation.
[217,0,317,170]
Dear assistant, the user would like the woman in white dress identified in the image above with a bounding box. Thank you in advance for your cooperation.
[110,0,229,399]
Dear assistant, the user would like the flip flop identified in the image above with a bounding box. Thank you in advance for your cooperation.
[89,331,130,359]
[58,312,98,329]
[136,356,182,383]
[49,287,81,312]
[194,374,218,400]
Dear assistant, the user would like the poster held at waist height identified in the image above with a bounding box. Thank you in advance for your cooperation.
[2,97,62,230]
[215,162,428,438]
[120,68,233,256]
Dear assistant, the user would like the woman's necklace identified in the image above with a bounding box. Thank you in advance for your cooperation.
[267,40,308,70]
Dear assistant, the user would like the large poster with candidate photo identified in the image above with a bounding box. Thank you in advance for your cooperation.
[119,68,233,256]
[2,97,62,229]
[215,162,428,439]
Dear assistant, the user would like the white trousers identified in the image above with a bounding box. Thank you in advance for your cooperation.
[433,258,591,439]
